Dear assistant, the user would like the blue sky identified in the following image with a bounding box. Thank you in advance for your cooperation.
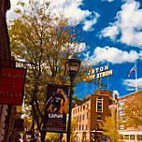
[7,0,142,98]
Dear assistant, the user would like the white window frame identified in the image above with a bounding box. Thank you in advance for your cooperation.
[96,97,103,112]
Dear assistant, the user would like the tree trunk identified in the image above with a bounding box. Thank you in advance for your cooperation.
[59,133,63,142]
[31,119,35,141]
[41,131,46,142]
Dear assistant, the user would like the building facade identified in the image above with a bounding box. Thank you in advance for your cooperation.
[72,89,113,142]
[117,90,142,142]
[0,1,11,142]
[0,1,21,141]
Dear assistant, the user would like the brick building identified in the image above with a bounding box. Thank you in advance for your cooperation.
[0,1,19,141]
[72,89,113,142]
[0,0,11,65]
[0,1,11,142]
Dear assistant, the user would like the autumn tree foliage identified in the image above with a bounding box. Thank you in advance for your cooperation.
[100,105,120,142]
[100,115,120,142]
[124,91,142,127]
[9,1,86,140]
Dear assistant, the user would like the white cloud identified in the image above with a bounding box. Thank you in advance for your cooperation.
[83,12,100,31]
[7,0,29,21]
[123,78,142,90]
[70,42,87,53]
[82,51,96,66]
[83,46,142,66]
[101,24,119,40]
[7,0,19,21]
[75,42,87,53]
[94,47,142,63]
[47,0,100,31]
[101,0,142,47]
[7,0,99,31]
[47,0,91,26]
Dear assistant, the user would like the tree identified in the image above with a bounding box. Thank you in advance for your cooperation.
[9,1,85,141]
[46,133,60,142]
[72,95,82,108]
[100,107,120,142]
[124,92,142,127]
[71,117,78,142]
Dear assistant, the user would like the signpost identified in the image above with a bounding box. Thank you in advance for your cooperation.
[87,65,113,80]
[0,68,26,105]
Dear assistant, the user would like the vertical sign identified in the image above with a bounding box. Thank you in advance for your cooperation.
[45,83,68,132]
[0,68,26,105]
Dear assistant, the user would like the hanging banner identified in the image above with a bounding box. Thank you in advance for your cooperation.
[0,68,26,105]
[45,83,69,132]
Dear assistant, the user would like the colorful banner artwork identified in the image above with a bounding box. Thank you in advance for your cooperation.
[0,68,26,105]
[45,83,69,132]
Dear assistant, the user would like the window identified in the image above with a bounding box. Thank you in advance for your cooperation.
[119,124,125,130]
[83,105,85,111]
[97,113,102,120]
[82,125,84,131]
[96,97,103,112]
[130,135,135,140]
[124,135,129,140]
[97,102,102,111]
[86,124,88,130]
[137,135,142,140]
[119,110,125,116]
[119,135,123,140]
[80,106,82,112]
[83,114,85,120]
[79,124,81,130]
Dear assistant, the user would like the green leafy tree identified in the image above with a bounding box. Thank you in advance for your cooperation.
[9,1,86,141]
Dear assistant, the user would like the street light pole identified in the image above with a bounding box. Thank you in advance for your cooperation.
[67,74,75,142]
[65,54,81,142]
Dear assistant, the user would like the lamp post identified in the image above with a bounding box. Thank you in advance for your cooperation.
[65,54,81,142]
